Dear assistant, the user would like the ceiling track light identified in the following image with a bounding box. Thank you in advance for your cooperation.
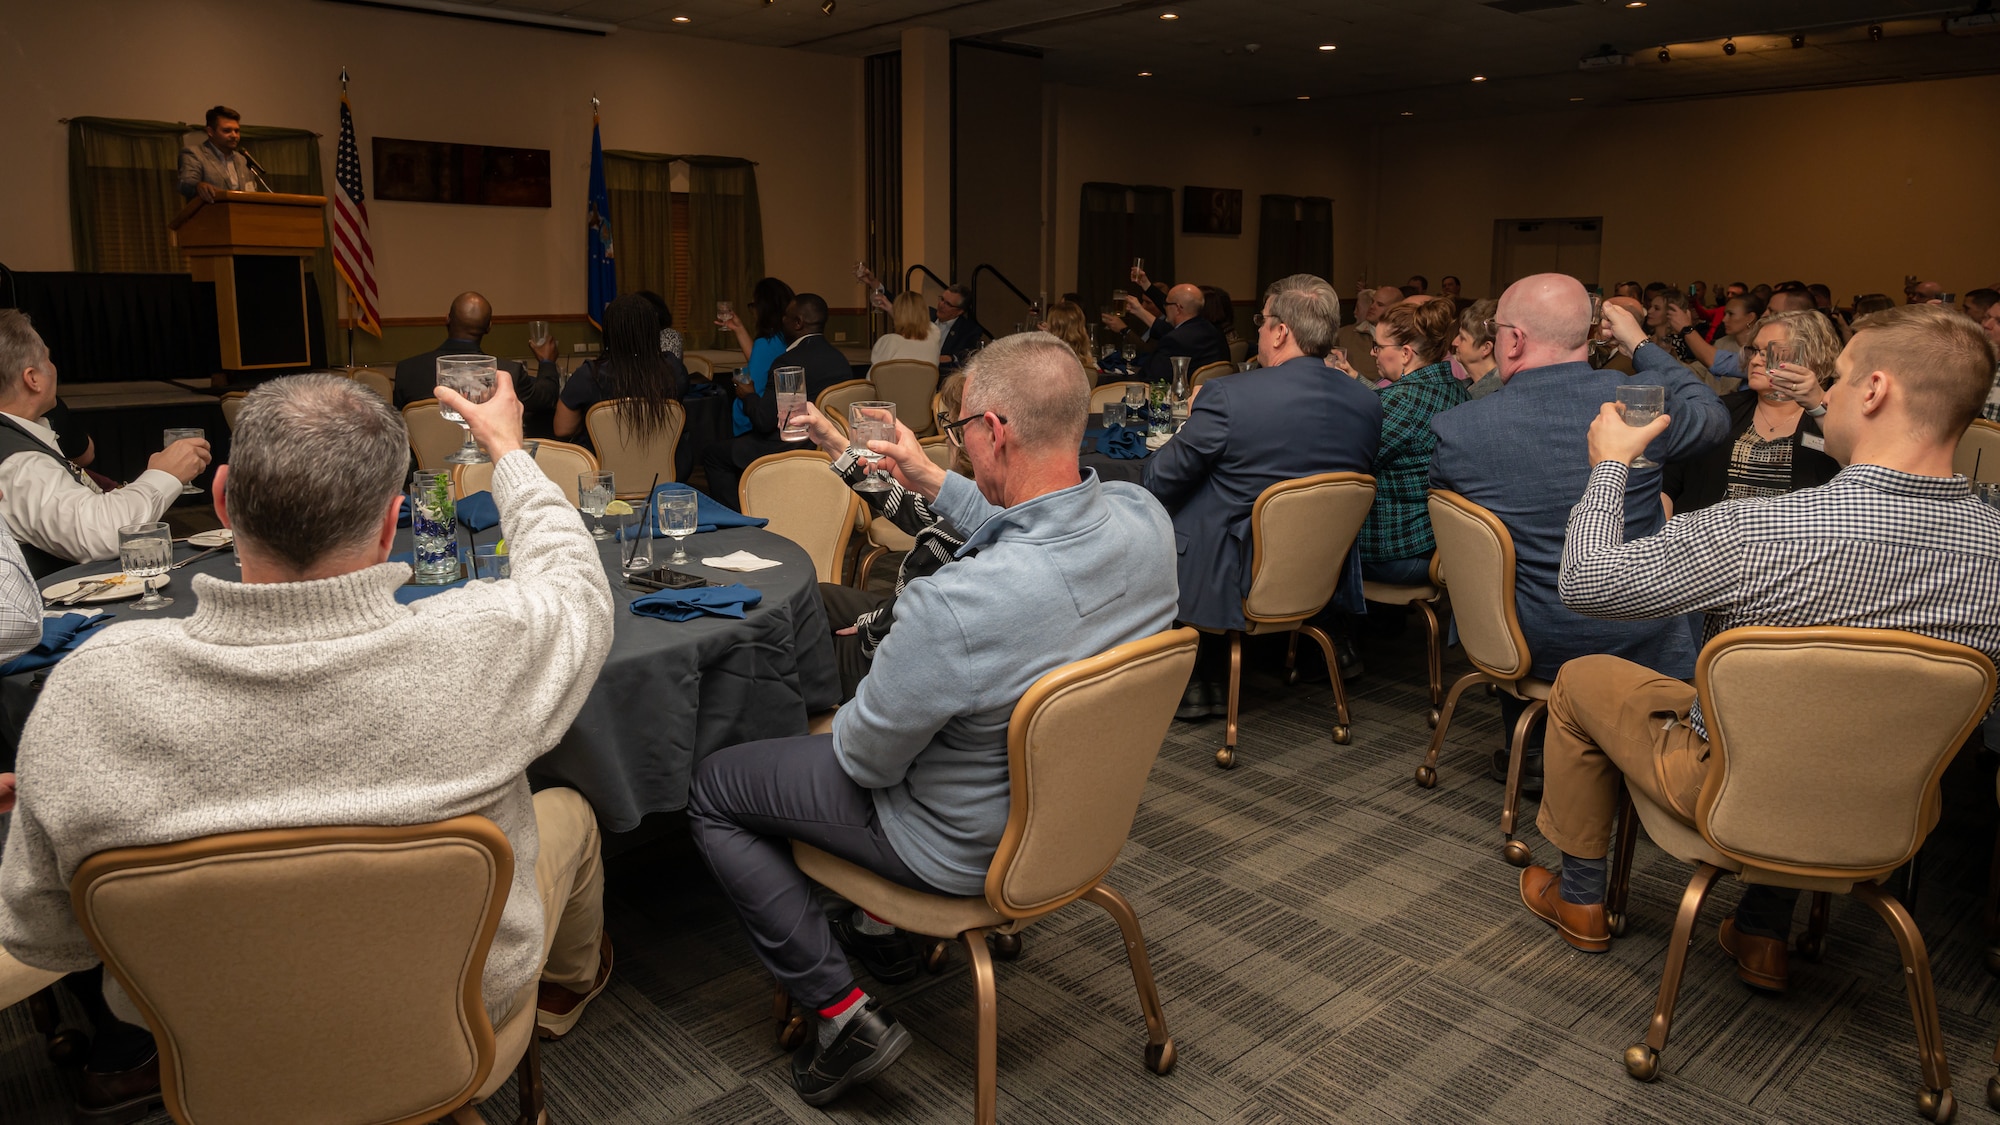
[1722,37,1735,55]
[1657,46,1670,61]
[1868,24,1883,41]
[1791,32,1804,48]
[820,0,835,13]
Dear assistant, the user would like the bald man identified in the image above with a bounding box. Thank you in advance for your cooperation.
[1428,274,1728,784]
[1126,282,1229,385]
[393,292,562,435]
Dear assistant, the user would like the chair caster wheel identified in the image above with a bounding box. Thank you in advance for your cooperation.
[1986,1074,2000,1112]
[778,1014,809,1051]
[1503,840,1532,867]
[1795,934,1823,962]
[1332,725,1351,745]
[1919,1086,1955,1123]
[1215,747,1236,769]
[45,1028,89,1067]
[1145,1038,1176,1076]
[1427,707,1440,728]
[1985,944,2000,977]
[924,940,951,973]
[988,932,1022,961]
[1414,765,1437,789]
[1623,1045,1659,1081]
[1286,668,1300,686]
[1607,912,1628,938]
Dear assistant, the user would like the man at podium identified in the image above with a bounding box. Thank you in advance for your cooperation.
[177,105,264,203]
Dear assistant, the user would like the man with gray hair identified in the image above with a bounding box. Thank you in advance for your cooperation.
[688,331,1178,1108]
[1144,274,1383,719]
[0,372,617,1117]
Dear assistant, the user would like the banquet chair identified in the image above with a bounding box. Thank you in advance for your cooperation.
[1189,361,1234,391]
[816,380,878,430]
[1227,338,1249,366]
[740,449,861,584]
[453,440,598,506]
[1090,382,1146,411]
[219,391,249,433]
[866,359,942,436]
[405,400,469,473]
[70,816,548,1125]
[1600,628,1993,1123]
[1415,490,1551,865]
[1358,555,1449,727]
[586,399,686,495]
[774,627,1197,1125]
[1953,418,2000,483]
[347,367,396,402]
[921,436,956,472]
[854,508,913,593]
[682,353,714,383]
[1207,472,1376,769]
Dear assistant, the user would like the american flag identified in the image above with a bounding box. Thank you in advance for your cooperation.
[331,81,380,337]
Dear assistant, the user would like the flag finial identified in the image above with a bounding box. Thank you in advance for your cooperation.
[340,67,349,90]
[592,93,600,112]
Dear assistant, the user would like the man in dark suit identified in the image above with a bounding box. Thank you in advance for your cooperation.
[1428,274,1729,782]
[933,284,986,368]
[393,291,561,435]
[701,293,854,510]
[1125,284,1229,386]
[1144,274,1384,718]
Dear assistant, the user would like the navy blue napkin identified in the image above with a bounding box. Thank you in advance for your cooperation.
[455,491,500,532]
[1099,353,1130,375]
[625,484,768,538]
[629,582,763,622]
[0,612,115,676]
[1095,425,1147,459]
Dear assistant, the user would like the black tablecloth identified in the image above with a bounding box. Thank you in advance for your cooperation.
[5,526,841,829]
[1081,411,1154,484]
[3,271,221,383]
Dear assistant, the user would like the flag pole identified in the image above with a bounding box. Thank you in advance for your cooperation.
[342,68,354,369]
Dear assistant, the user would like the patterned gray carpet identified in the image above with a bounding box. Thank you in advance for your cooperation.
[5,617,1998,1124]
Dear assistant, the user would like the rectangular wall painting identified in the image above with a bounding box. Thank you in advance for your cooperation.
[372,137,552,207]
[1182,186,1242,236]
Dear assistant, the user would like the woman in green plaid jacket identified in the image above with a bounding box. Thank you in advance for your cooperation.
[1356,298,1469,584]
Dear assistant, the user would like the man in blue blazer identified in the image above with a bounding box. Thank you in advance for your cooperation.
[1144,274,1383,717]
[1428,274,1729,779]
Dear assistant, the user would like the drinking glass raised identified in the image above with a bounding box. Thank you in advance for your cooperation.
[163,427,206,495]
[436,354,498,465]
[849,401,899,493]
[1615,384,1667,469]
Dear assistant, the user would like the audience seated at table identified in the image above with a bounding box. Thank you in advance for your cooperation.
[687,332,1177,1108]
[1664,309,1843,515]
[1428,277,1729,787]
[555,292,688,454]
[0,372,615,1120]
[1143,274,1383,719]
[1589,296,1644,376]
[1335,285,1399,383]
[1981,298,2000,422]
[715,275,797,432]
[1202,286,1240,350]
[635,289,685,362]
[1357,298,1469,586]
[702,292,852,511]
[860,266,987,368]
[0,311,210,577]
[1455,299,1502,399]
[807,373,971,700]
[868,291,944,366]
[1119,282,1230,386]
[391,290,562,434]
[1523,304,2000,987]
[1040,300,1100,380]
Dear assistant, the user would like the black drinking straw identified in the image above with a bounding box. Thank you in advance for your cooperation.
[625,472,662,568]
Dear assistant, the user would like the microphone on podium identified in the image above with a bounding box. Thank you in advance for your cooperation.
[239,147,276,194]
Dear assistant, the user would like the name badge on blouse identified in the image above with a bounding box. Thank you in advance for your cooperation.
[1800,432,1825,452]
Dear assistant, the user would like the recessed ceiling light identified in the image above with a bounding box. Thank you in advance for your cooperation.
[1159,12,1178,19]
[1137,71,1153,77]
[1471,75,1486,82]
[1625,1,1647,7]
[1296,95,1310,100]
[1400,110,1414,116]
[1569,96,1584,101]
[671,14,690,22]
[1318,44,1337,51]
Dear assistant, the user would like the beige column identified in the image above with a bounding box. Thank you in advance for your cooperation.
[900,26,952,285]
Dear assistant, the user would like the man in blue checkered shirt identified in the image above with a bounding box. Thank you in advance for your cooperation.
[1521,305,2000,995]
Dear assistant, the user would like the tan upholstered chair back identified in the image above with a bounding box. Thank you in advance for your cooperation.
[1953,418,2000,483]
[1190,361,1234,390]
[1241,473,1377,624]
[1428,490,1533,681]
[403,401,466,473]
[986,629,1198,916]
[682,353,714,381]
[452,440,599,505]
[219,392,248,433]
[740,449,860,583]
[1090,382,1147,411]
[921,437,957,473]
[1228,338,1249,366]
[586,399,686,494]
[1694,627,1996,881]
[816,380,878,430]
[349,367,395,402]
[867,360,941,437]
[71,817,514,1125]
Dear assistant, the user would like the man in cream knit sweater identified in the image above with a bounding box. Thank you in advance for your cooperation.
[0,371,615,1120]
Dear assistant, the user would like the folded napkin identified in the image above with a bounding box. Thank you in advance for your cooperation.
[454,491,501,532]
[1095,424,1147,459]
[627,484,768,538]
[701,550,782,572]
[629,582,763,622]
[1099,353,1130,375]
[394,580,466,604]
[0,611,115,676]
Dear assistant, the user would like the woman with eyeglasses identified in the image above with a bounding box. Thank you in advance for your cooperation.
[1356,298,1469,585]
[1662,310,1842,514]
[801,373,972,700]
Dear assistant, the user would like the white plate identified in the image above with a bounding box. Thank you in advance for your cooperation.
[42,572,171,605]
[187,529,233,548]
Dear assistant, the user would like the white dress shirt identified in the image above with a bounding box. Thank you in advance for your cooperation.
[0,413,180,566]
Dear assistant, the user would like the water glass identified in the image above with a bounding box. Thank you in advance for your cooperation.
[1615,384,1667,469]
[117,521,174,611]
[715,301,733,324]
[620,508,654,574]
[408,471,460,584]
[774,365,808,442]
[662,488,699,564]
[472,543,511,582]
[163,427,205,495]
[1123,384,1147,411]
[1973,481,2000,511]
[849,401,899,493]
[1103,401,1128,429]
[577,470,615,540]
[527,320,551,347]
[436,354,498,464]
[1132,257,1145,273]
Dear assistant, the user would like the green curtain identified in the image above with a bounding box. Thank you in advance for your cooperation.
[1129,185,1176,291]
[686,158,764,351]
[68,117,188,273]
[1256,194,1301,295]
[238,125,335,364]
[601,151,676,312]
[1298,197,1334,284]
[864,52,903,344]
[1076,182,1129,314]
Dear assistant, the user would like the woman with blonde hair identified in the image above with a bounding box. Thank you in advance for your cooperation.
[1038,300,1099,380]
[870,290,944,365]
[1664,309,1843,513]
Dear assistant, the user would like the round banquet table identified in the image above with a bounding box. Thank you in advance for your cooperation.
[1080,411,1155,485]
[4,525,841,832]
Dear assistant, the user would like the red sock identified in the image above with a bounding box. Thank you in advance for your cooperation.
[863,910,891,925]
[818,986,865,1019]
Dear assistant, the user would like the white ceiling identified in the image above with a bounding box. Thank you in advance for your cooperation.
[442,0,2000,114]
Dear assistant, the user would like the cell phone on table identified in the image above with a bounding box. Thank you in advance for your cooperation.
[626,567,709,592]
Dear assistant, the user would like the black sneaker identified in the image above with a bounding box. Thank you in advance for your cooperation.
[829,910,923,984]
[790,1000,913,1106]
[1175,680,1216,721]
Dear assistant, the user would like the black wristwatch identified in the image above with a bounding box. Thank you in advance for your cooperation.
[1678,324,1700,336]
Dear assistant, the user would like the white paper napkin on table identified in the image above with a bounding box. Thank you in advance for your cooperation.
[701,550,782,572]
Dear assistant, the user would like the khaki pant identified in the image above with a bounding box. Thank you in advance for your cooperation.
[533,787,605,994]
[1536,655,1711,860]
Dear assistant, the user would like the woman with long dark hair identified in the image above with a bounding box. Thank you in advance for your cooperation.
[715,277,795,438]
[555,293,687,452]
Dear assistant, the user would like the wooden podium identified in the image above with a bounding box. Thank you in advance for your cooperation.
[169,191,326,372]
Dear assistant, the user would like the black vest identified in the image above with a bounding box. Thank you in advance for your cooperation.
[0,413,92,578]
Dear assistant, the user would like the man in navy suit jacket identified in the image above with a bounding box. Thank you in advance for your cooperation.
[702,293,856,510]
[1428,275,1728,775]
[1145,274,1383,717]
[1129,284,1231,386]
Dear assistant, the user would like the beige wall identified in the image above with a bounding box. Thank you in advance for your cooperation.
[0,0,865,323]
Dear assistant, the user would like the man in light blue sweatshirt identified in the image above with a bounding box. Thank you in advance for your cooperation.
[688,333,1179,1108]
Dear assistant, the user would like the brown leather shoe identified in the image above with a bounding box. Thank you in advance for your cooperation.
[73,1050,162,1125]
[1718,918,1788,993]
[1520,865,1610,953]
[537,932,613,1041]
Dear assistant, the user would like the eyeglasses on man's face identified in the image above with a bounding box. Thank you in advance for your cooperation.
[1252,311,1283,330]
[940,410,1008,441]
